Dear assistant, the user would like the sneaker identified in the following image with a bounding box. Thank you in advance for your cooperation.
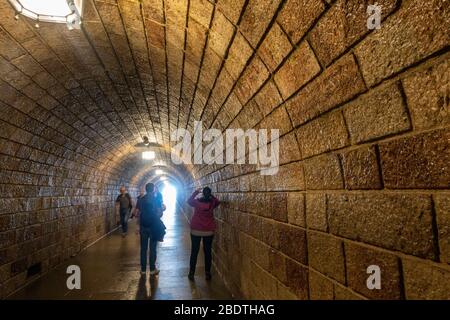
[188,273,195,281]
[140,271,146,276]
[149,269,160,276]
[205,272,212,281]
[121,232,127,238]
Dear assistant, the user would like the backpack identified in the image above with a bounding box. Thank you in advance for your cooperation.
[139,194,159,228]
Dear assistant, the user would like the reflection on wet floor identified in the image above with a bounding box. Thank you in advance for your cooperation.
[9,209,232,300]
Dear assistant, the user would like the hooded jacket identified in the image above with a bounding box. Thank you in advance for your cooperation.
[187,190,220,232]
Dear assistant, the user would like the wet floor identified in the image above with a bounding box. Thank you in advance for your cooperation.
[9,209,232,300]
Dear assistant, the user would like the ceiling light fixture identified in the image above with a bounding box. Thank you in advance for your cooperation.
[142,151,155,160]
[8,0,82,30]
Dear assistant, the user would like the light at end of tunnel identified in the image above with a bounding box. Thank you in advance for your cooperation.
[142,151,155,160]
[160,182,177,217]
[155,169,164,175]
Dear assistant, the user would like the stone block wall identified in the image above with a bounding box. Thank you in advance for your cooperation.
[0,0,448,300]
[191,0,450,300]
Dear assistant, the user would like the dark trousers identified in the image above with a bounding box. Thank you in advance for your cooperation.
[190,234,214,274]
[140,227,158,271]
[119,208,129,233]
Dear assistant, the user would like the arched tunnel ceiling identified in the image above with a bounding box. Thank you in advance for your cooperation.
[0,0,257,183]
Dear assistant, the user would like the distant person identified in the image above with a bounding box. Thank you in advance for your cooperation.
[136,183,166,276]
[132,187,146,234]
[115,186,133,237]
[187,187,220,281]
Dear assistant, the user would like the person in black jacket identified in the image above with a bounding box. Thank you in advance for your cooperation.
[136,183,165,275]
[115,186,133,237]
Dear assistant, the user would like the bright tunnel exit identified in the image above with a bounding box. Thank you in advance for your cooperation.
[159,181,178,227]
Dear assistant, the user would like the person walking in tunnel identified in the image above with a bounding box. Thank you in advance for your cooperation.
[134,186,167,238]
[131,186,146,235]
[187,187,220,281]
[137,183,166,276]
[115,186,133,237]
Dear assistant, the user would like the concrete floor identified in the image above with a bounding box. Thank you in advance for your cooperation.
[9,210,232,300]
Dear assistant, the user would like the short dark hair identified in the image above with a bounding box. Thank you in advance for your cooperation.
[146,183,155,193]
[203,187,212,196]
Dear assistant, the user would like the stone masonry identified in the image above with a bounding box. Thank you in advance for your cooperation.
[0,0,449,299]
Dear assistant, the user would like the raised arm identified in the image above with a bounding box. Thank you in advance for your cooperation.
[187,190,200,207]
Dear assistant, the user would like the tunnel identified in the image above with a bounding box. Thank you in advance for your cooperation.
[0,0,449,301]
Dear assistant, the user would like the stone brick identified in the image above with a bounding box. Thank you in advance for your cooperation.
[270,193,288,223]
[309,0,399,66]
[304,154,344,190]
[265,162,304,191]
[402,258,450,300]
[11,55,43,78]
[434,194,450,264]
[278,224,307,264]
[344,82,411,143]
[249,172,266,192]
[224,33,253,81]
[257,105,292,135]
[309,269,334,300]
[379,128,450,189]
[306,193,327,231]
[286,54,366,127]
[10,258,27,276]
[254,80,283,117]
[251,238,271,271]
[217,0,246,24]
[277,0,325,44]
[32,72,58,90]
[208,11,235,58]
[287,192,305,227]
[278,132,302,164]
[247,214,262,239]
[328,193,435,259]
[354,0,450,86]
[344,242,402,299]
[402,55,450,130]
[258,22,293,72]
[274,41,321,99]
[276,281,298,300]
[189,0,214,28]
[284,258,309,299]
[333,285,365,300]
[307,231,346,284]
[296,110,349,158]
[235,56,269,105]
[1,66,31,90]
[22,83,46,101]
[269,250,287,283]
[0,29,26,60]
[239,0,281,48]
[341,146,382,190]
